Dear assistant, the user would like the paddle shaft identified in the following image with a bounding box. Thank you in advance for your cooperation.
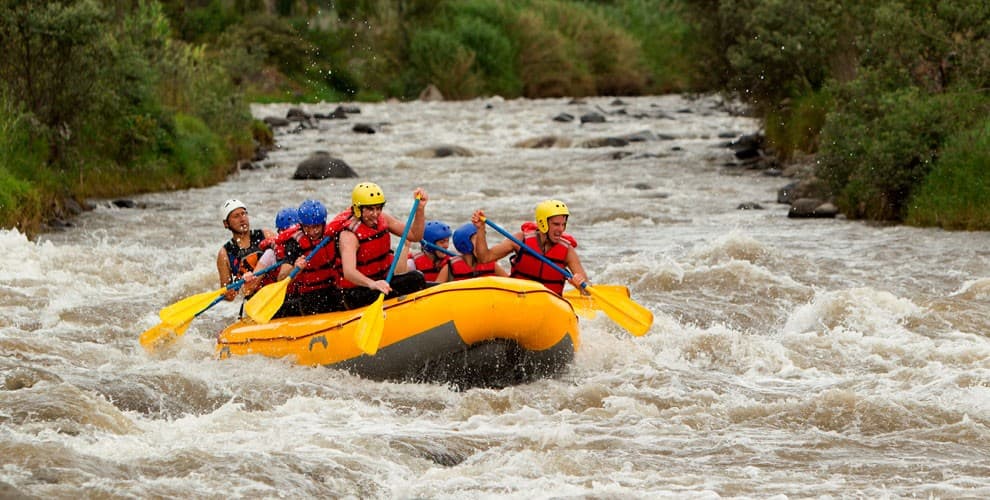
[386,197,421,283]
[483,218,583,286]
[225,260,282,293]
[286,236,332,280]
[423,240,457,257]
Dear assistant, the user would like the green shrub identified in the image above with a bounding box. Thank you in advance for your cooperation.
[906,118,990,230]
[0,96,47,230]
[511,10,592,96]
[817,84,982,221]
[453,13,522,97]
[172,113,229,187]
[764,90,834,159]
[533,0,647,95]
[408,29,480,99]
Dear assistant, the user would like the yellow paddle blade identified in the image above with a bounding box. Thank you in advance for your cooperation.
[563,285,630,319]
[243,279,291,324]
[586,284,654,336]
[139,318,193,353]
[159,287,226,325]
[562,290,597,318]
[354,294,386,356]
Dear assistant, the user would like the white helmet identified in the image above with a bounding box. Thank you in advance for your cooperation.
[220,199,247,223]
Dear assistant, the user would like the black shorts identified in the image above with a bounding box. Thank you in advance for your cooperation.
[341,271,427,309]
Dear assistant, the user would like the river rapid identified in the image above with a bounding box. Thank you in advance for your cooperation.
[2,95,989,498]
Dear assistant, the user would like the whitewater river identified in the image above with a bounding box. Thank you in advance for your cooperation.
[2,96,989,498]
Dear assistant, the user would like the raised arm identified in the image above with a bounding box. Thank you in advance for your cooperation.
[470,209,518,264]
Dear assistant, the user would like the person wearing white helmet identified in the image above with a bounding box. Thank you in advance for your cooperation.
[470,199,587,295]
[216,199,276,303]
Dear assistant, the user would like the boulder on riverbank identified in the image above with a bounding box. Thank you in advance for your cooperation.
[292,151,358,179]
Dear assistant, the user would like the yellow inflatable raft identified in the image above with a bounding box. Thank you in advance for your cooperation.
[216,277,580,388]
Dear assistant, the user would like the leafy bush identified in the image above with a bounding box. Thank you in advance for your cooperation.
[817,84,980,221]
[512,10,592,96]
[906,117,990,230]
[408,29,480,99]
[590,0,698,92]
[453,13,522,97]
[532,0,647,95]
[171,113,229,186]
[0,0,115,163]
[0,94,47,230]
[764,90,833,159]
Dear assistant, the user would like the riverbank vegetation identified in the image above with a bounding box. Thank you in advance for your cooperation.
[2,0,988,234]
[685,0,990,228]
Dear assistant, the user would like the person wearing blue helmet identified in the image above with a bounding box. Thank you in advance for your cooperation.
[271,199,344,317]
[216,199,276,304]
[256,206,302,270]
[406,220,453,281]
[435,223,508,282]
[275,207,300,232]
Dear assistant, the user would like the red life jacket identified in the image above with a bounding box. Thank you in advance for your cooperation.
[410,251,450,282]
[510,227,571,295]
[335,214,392,288]
[447,256,497,281]
[260,225,300,260]
[289,227,340,295]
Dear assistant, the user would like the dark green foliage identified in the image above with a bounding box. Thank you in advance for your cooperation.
[906,117,990,229]
[819,85,959,220]
[589,0,698,92]
[408,29,480,99]
[0,0,255,234]
[686,0,990,227]
[0,0,114,163]
[453,14,522,97]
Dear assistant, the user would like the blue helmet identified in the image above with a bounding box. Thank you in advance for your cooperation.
[297,199,327,226]
[275,207,300,231]
[423,220,452,244]
[452,223,477,255]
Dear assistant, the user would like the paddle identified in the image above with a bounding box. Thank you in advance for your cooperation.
[422,240,457,257]
[244,235,332,324]
[354,197,420,356]
[141,261,282,352]
[158,261,281,325]
[483,218,654,336]
[563,284,630,319]
[140,308,203,353]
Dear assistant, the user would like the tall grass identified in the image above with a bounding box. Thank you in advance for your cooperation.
[764,90,833,160]
[0,94,47,231]
[906,119,990,230]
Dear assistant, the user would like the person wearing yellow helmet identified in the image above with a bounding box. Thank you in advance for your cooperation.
[470,199,588,295]
[216,199,276,304]
[336,182,430,309]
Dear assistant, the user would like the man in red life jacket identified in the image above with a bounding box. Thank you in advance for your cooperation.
[272,199,344,317]
[216,199,276,302]
[336,182,430,309]
[471,199,588,295]
[435,223,509,282]
[406,220,452,282]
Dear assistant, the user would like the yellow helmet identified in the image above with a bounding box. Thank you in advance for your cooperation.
[351,182,386,217]
[535,199,569,233]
